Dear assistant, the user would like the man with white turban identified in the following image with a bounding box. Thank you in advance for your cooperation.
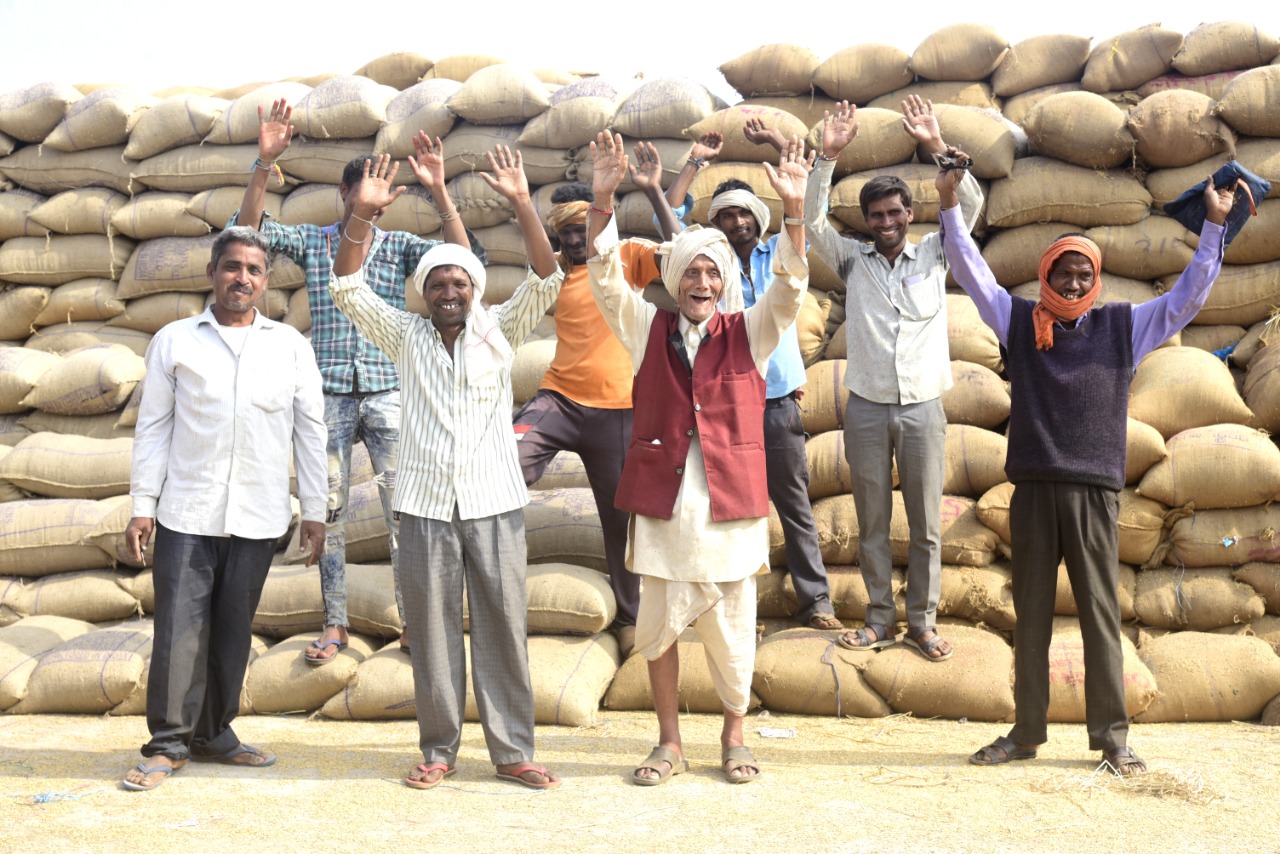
[328,154,563,791]
[586,132,811,786]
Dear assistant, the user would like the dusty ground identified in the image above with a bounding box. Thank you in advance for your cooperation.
[2,711,1278,854]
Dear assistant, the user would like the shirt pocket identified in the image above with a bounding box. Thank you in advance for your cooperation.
[899,271,941,321]
[252,374,294,413]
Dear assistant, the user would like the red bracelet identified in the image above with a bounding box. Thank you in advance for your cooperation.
[589,205,614,216]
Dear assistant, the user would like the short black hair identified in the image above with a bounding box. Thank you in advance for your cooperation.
[859,175,912,214]
[341,155,378,189]
[550,182,593,204]
[713,178,755,196]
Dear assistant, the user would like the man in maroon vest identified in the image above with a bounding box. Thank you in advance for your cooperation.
[585,131,811,786]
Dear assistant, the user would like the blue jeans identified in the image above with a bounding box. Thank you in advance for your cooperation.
[321,390,401,627]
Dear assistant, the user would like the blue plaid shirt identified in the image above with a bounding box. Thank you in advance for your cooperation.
[229,213,486,394]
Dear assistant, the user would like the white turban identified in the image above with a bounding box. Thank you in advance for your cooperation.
[709,189,771,236]
[411,244,509,384]
[656,225,744,316]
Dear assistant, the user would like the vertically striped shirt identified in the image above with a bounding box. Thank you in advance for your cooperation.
[329,268,562,522]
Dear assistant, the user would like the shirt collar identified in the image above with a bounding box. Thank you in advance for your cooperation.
[196,305,274,330]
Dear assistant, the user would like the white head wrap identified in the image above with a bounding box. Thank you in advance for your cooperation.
[709,189,771,236]
[411,244,509,384]
[656,225,744,316]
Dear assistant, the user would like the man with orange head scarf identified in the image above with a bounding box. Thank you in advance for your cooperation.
[937,152,1237,777]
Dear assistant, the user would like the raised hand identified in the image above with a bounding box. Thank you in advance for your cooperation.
[407,132,447,194]
[589,131,630,202]
[690,132,723,163]
[631,141,664,193]
[348,154,405,220]
[743,118,786,153]
[934,147,969,209]
[478,145,530,202]
[762,135,810,208]
[257,99,294,160]
[902,94,943,152]
[821,100,858,159]
[1203,175,1237,226]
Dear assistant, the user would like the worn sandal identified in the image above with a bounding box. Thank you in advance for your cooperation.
[721,745,762,784]
[632,746,688,787]
[806,612,845,631]
[495,762,561,790]
[121,761,182,791]
[304,638,348,666]
[1102,746,1147,776]
[836,624,896,651]
[405,762,456,789]
[904,627,953,662]
[191,743,276,767]
[969,736,1038,766]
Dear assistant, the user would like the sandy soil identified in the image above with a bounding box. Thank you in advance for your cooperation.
[2,711,1279,854]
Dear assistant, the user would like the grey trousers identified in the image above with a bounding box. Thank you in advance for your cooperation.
[1008,482,1128,750]
[143,524,276,760]
[399,508,535,767]
[843,392,945,630]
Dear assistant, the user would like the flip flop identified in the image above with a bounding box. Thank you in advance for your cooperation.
[495,762,561,790]
[632,746,687,787]
[904,627,953,662]
[405,762,456,790]
[721,745,762,784]
[305,639,348,666]
[121,761,181,791]
[836,625,895,651]
[191,743,276,767]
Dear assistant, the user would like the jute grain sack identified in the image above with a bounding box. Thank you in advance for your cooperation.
[1235,139,1280,199]
[1180,324,1246,354]
[1129,346,1252,438]
[84,494,145,569]
[1022,92,1134,170]
[423,54,503,83]
[251,564,323,639]
[755,568,794,617]
[911,24,1009,81]
[1128,90,1235,169]
[277,137,377,185]
[529,451,587,491]
[375,79,459,158]
[686,105,809,165]
[798,359,849,434]
[0,145,133,195]
[0,448,22,503]
[1208,202,1280,265]
[518,97,616,150]
[1244,342,1280,433]
[1113,488,1166,567]
[1046,618,1158,722]
[24,322,152,356]
[1139,70,1246,101]
[0,286,49,342]
[0,82,82,142]
[187,186,283,230]
[612,191,662,239]
[605,629,759,714]
[943,424,1008,498]
[0,568,141,624]
[811,44,911,105]
[371,185,448,236]
[318,643,415,720]
[687,163,783,228]
[928,105,1015,180]
[0,615,96,708]
[987,157,1150,229]
[106,292,206,334]
[109,192,209,240]
[1233,563,1280,613]
[9,620,151,713]
[752,629,893,717]
[1134,567,1266,630]
[499,563,614,635]
[980,221,1076,286]
[940,562,1016,630]
[1212,66,1280,138]
[447,65,550,126]
[524,487,606,572]
[123,94,228,160]
[975,482,1014,543]
[1144,154,1235,208]
[1229,318,1273,369]
[862,623,1014,721]
[291,76,395,140]
[324,564,398,638]
[0,234,134,286]
[116,234,218,298]
[132,143,289,194]
[355,52,433,89]
[1139,423,1280,509]
[739,95,839,132]
[244,632,376,714]
[203,82,312,145]
[43,87,157,152]
[282,286,310,333]
[939,496,1001,566]
[866,81,1000,112]
[29,188,127,235]
[1054,562,1137,620]
[1085,217,1194,280]
[279,184,343,228]
[20,344,144,416]
[1136,631,1280,722]
[1001,82,1081,126]
[947,294,1002,372]
[718,44,819,98]
[1166,504,1280,567]
[20,412,132,443]
[991,34,1091,97]
[806,429,851,501]
[282,479,389,566]
[530,634,621,726]
[794,289,828,365]
[803,108,917,177]
[1082,24,1184,94]
[823,565,905,621]
[448,172,516,230]
[1126,417,1168,484]
[472,265,526,308]
[512,338,557,405]
[0,433,131,499]
[0,188,49,240]
[941,361,1010,430]
[1173,21,1280,76]
[612,77,722,139]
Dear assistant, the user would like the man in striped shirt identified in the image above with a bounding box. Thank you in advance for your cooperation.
[329,153,562,791]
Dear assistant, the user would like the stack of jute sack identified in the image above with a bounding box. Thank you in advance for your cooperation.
[3,25,1280,726]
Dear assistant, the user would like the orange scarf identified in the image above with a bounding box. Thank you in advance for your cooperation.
[547,201,589,272]
[1033,236,1103,350]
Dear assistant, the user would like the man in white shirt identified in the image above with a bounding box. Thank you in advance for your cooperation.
[122,226,327,791]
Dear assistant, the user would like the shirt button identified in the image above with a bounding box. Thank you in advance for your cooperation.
[676,467,684,475]
[686,429,693,436]
[693,403,701,411]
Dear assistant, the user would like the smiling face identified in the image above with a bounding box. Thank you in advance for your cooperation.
[423,265,474,332]
[676,255,723,325]
[864,193,914,260]
[557,223,588,265]
[1047,251,1096,302]
[712,205,760,251]
[207,241,269,326]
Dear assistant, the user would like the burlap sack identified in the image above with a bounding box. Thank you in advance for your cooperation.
[1213,66,1280,138]
[0,234,134,286]
[866,82,1000,112]
[282,285,311,334]
[1233,563,1280,614]
[29,188,127,235]
[992,34,1092,97]
[20,344,143,416]
[911,24,1008,81]
[811,493,998,567]
[751,628,893,717]
[1085,217,1195,280]
[0,568,141,624]
[1128,90,1235,169]
[0,187,49,241]
[1046,618,1158,722]
[279,184,343,228]
[797,359,849,434]
[187,186,283,230]
[1001,82,1082,126]
[686,105,809,165]
[1139,70,1247,102]
[0,614,97,707]
[9,620,152,714]
[612,78,722,139]
[0,433,131,499]
[470,563,614,636]
[0,82,83,143]
[739,95,840,132]
[803,108,917,177]
[116,234,222,298]
[1129,346,1252,438]
[317,643,415,719]
[421,54,503,83]
[718,44,819,98]
[806,429,853,501]
[1022,92,1134,170]
[243,632,377,713]
[943,424,1008,498]
[1135,567,1266,630]
[794,289,828,365]
[1139,423,1280,509]
[947,295,1002,372]
[929,105,1016,180]
[123,94,228,160]
[941,361,1010,430]
[613,191,662,239]
[979,222,1073,286]
[524,487,606,572]
[19,411,131,442]
[1126,417,1168,484]
[1082,25,1183,94]
[1113,488,1167,567]
[987,157,1151,229]
[132,144,288,194]
[0,286,49,342]
[1167,504,1280,567]
[276,137,376,185]
[1229,319,1274,369]
[290,76,395,140]
[1244,335,1280,433]
[109,192,210,240]
[251,564,324,639]
[445,65,551,126]
[940,562,1016,630]
[43,87,157,152]
[24,322,153,357]
[356,52,433,89]
[448,172,516,230]
[375,79,460,158]
[604,628,760,714]
[1235,139,1280,199]
[823,565,906,621]
[106,292,206,333]
[811,44,912,105]
[511,338,556,405]
[281,479,390,566]
[1179,324,1246,354]
[1173,22,1280,77]
[0,347,56,413]
[975,482,1014,543]
[1137,631,1280,721]
[0,145,134,195]
[1054,563,1138,621]
[861,623,1014,721]
[1266,693,1280,726]
[80,494,144,569]
[1144,153,1236,208]
[203,82,312,145]
[518,95,617,150]
[529,451,588,491]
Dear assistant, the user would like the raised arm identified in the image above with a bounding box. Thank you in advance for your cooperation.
[904,96,984,230]
[805,101,859,276]
[478,145,557,278]
[236,99,293,230]
[743,118,788,154]
[747,137,811,372]
[937,158,1010,343]
[407,131,467,249]
[664,132,722,210]
[632,141,683,241]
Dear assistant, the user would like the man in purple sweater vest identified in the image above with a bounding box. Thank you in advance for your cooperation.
[937,153,1236,776]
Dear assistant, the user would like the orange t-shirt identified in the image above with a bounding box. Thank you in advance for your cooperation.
[539,238,660,409]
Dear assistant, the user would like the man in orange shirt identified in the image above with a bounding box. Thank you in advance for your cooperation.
[514,182,662,656]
